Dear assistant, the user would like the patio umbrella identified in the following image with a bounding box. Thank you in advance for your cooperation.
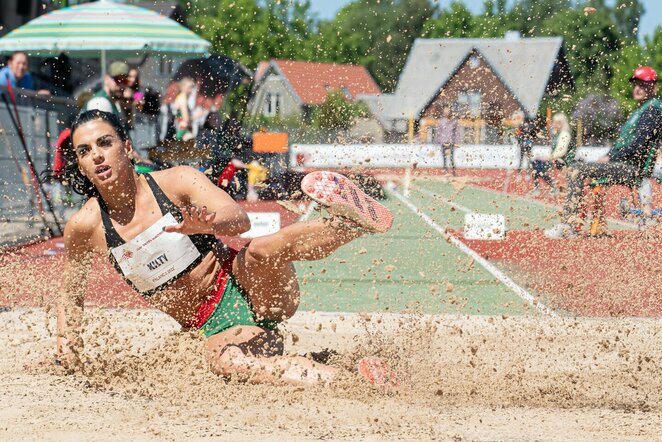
[0,0,210,77]
[174,55,252,98]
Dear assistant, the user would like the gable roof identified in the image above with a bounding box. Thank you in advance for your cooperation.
[270,59,381,105]
[370,37,566,130]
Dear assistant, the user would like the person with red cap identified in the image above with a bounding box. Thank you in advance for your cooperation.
[546,66,662,238]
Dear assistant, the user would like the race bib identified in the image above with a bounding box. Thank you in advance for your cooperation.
[110,213,201,292]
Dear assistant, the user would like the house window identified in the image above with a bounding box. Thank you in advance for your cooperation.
[264,92,280,117]
[457,90,481,118]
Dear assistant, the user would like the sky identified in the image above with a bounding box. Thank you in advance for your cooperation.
[307,0,662,41]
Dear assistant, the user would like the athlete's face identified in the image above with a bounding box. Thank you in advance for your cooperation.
[72,120,133,191]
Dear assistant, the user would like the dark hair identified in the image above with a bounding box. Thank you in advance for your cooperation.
[8,51,27,62]
[63,110,131,198]
[128,65,140,90]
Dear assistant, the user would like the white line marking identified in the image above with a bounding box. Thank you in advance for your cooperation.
[390,188,558,317]
[410,183,473,214]
[298,201,318,221]
[461,181,636,229]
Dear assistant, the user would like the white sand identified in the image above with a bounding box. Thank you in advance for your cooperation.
[2,308,662,441]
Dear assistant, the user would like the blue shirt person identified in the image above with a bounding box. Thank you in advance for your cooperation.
[0,51,34,90]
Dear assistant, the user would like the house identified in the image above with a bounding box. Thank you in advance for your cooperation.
[0,0,41,37]
[248,59,381,120]
[364,34,573,142]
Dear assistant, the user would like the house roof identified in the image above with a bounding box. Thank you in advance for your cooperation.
[269,59,381,105]
[371,37,566,130]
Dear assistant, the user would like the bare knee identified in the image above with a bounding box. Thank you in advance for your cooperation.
[245,237,277,266]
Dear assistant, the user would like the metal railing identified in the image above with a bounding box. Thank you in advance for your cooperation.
[0,88,77,245]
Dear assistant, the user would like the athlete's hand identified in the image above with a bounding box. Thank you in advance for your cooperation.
[164,206,217,235]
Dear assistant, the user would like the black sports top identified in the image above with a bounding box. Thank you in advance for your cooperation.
[98,173,218,297]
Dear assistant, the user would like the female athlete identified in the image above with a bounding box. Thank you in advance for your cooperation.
[56,110,394,386]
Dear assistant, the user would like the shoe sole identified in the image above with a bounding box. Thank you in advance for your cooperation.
[301,171,393,233]
[357,357,398,387]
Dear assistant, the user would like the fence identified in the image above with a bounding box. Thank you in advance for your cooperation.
[0,89,160,246]
[0,88,77,245]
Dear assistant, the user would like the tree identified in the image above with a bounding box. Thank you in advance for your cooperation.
[422,1,474,38]
[541,7,622,94]
[644,26,662,74]
[314,0,437,92]
[189,0,316,69]
[311,91,370,130]
[612,0,645,42]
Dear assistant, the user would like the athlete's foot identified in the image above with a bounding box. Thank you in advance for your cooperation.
[301,171,393,233]
[358,357,398,388]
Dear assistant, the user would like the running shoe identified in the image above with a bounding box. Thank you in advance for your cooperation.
[301,171,393,233]
[357,357,398,387]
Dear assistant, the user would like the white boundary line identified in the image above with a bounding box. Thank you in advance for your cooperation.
[389,189,558,317]
[460,181,636,229]
[298,201,318,221]
[410,183,473,214]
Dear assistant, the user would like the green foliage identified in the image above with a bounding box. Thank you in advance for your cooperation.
[644,26,662,73]
[313,0,436,92]
[180,0,660,122]
[310,91,371,130]
[609,44,650,112]
[189,0,315,69]
[422,1,474,38]
[613,0,645,42]
[540,7,622,93]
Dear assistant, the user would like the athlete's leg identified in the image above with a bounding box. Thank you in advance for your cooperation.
[205,325,338,386]
[232,219,364,322]
[233,172,392,321]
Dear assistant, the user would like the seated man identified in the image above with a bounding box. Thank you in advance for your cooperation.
[545,66,662,238]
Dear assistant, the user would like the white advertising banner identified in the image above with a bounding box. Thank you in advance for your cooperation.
[290,144,661,175]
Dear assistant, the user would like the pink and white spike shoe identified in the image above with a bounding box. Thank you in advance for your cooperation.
[301,171,393,233]
[358,357,399,387]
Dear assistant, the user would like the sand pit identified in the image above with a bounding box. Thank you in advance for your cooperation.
[2,308,662,440]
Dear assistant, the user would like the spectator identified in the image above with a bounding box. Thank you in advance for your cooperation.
[173,77,196,141]
[0,51,33,89]
[513,111,535,172]
[545,66,662,238]
[529,113,575,195]
[435,104,460,175]
[0,51,50,95]
[121,66,143,129]
[80,61,130,124]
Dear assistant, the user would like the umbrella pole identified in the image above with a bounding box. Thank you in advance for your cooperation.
[101,50,106,78]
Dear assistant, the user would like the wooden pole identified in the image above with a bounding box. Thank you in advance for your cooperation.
[403,114,415,197]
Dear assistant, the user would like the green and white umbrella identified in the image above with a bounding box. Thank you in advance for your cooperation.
[0,0,210,76]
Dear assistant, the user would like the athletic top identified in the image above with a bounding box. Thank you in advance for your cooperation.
[608,98,662,177]
[551,130,576,166]
[98,173,218,297]
[82,89,122,119]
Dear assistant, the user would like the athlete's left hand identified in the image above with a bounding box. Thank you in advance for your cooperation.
[164,205,217,235]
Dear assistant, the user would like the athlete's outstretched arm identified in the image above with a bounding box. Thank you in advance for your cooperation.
[57,212,93,369]
[161,166,251,237]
